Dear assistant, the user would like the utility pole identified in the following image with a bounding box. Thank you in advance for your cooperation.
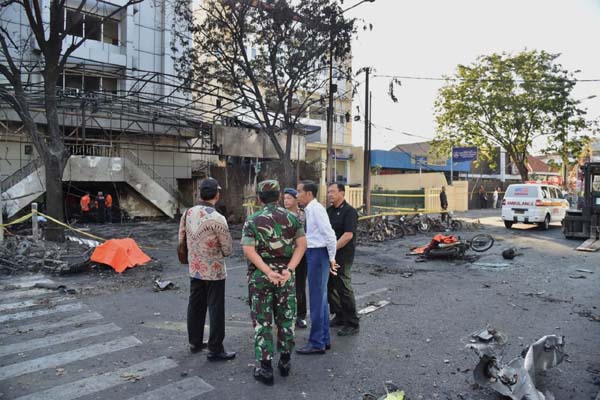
[325,0,377,186]
[362,67,371,213]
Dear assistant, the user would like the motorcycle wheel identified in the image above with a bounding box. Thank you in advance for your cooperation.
[470,234,494,252]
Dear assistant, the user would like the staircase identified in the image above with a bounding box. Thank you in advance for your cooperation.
[1,158,45,218]
[1,153,188,219]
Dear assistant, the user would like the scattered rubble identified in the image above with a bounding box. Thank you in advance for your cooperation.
[153,279,178,291]
[0,235,93,275]
[465,327,566,400]
[362,381,405,400]
[358,300,390,315]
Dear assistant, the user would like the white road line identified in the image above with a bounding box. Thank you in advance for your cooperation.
[126,377,214,400]
[0,274,51,285]
[0,312,104,339]
[355,287,389,300]
[0,278,55,290]
[0,323,121,358]
[0,288,55,302]
[0,335,142,381]
[0,303,83,324]
[14,356,177,400]
[0,297,71,313]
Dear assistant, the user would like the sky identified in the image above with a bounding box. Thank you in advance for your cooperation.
[346,0,600,152]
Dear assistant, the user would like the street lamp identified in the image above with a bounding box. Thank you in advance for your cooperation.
[325,0,375,186]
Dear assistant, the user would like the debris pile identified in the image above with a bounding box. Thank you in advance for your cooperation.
[0,235,92,275]
[465,327,566,400]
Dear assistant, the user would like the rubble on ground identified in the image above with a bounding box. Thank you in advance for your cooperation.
[0,235,92,275]
[465,327,566,400]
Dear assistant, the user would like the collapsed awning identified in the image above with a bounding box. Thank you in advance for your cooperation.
[90,238,151,273]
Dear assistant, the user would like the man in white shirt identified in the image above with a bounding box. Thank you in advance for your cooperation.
[295,180,338,354]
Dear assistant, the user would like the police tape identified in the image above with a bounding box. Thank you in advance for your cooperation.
[36,212,107,242]
[0,213,34,228]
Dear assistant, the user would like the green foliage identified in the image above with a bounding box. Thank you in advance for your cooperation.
[434,50,589,181]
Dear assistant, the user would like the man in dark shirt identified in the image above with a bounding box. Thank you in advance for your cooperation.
[440,186,448,222]
[326,183,359,336]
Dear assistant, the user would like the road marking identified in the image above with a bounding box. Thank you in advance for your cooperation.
[0,277,55,289]
[0,297,71,313]
[0,335,142,381]
[14,356,178,400]
[356,287,389,300]
[143,320,250,333]
[0,312,104,339]
[0,303,83,324]
[0,322,121,357]
[0,274,50,285]
[126,376,214,400]
[0,288,55,302]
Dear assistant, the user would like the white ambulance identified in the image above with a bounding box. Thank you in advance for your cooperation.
[501,183,569,230]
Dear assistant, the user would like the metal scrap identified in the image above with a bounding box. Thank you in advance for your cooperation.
[358,300,390,315]
[153,279,178,291]
[466,327,566,400]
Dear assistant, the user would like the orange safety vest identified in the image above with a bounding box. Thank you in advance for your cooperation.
[80,195,91,212]
[105,194,113,208]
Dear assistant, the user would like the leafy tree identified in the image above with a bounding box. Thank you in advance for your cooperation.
[434,50,589,182]
[0,0,142,240]
[171,0,355,186]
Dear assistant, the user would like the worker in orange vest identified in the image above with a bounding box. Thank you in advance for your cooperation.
[80,192,91,222]
[105,193,113,223]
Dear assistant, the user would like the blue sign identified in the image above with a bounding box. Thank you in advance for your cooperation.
[414,156,428,167]
[452,147,478,162]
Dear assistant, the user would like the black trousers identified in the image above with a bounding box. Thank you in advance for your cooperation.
[295,255,308,319]
[327,261,359,328]
[188,278,225,353]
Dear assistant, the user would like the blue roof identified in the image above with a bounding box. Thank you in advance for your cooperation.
[371,150,470,172]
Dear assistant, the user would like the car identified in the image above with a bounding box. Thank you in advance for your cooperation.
[501,183,570,230]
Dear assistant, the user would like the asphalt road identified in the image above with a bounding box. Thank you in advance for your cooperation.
[1,209,598,399]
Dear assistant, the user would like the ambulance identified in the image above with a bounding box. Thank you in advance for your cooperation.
[501,183,569,230]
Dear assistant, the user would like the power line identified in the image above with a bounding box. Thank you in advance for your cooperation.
[373,74,600,84]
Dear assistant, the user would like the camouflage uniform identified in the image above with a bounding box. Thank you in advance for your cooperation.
[241,180,305,362]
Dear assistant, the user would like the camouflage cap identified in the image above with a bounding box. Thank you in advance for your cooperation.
[257,179,280,193]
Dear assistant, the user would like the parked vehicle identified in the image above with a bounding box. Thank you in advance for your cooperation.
[501,183,569,230]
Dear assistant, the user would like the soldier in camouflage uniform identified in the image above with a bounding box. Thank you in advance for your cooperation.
[241,180,307,385]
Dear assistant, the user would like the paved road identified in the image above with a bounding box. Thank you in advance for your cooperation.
[1,210,598,399]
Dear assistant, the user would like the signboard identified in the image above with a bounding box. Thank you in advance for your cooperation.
[452,147,478,163]
[414,155,428,167]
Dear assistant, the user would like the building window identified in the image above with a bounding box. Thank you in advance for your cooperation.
[103,19,119,45]
[66,10,84,37]
[102,77,118,94]
[65,9,120,45]
[84,14,102,41]
[83,76,100,92]
[24,145,33,155]
[65,74,83,90]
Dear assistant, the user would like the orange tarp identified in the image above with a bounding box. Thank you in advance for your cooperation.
[91,238,151,273]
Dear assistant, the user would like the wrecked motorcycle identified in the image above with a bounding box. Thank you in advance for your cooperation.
[422,233,494,259]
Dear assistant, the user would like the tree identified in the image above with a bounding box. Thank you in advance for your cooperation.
[171,0,355,187]
[434,50,589,182]
[0,0,142,241]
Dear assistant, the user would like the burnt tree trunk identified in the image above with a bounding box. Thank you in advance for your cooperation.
[41,63,68,242]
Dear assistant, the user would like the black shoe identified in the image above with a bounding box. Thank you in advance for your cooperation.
[325,344,331,350]
[189,342,208,354]
[207,350,236,361]
[337,325,359,336]
[296,345,326,355]
[296,319,307,329]
[330,316,345,327]
[254,362,274,385]
[277,359,291,377]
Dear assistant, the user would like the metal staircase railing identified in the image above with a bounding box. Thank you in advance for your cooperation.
[122,150,187,206]
[1,157,43,193]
